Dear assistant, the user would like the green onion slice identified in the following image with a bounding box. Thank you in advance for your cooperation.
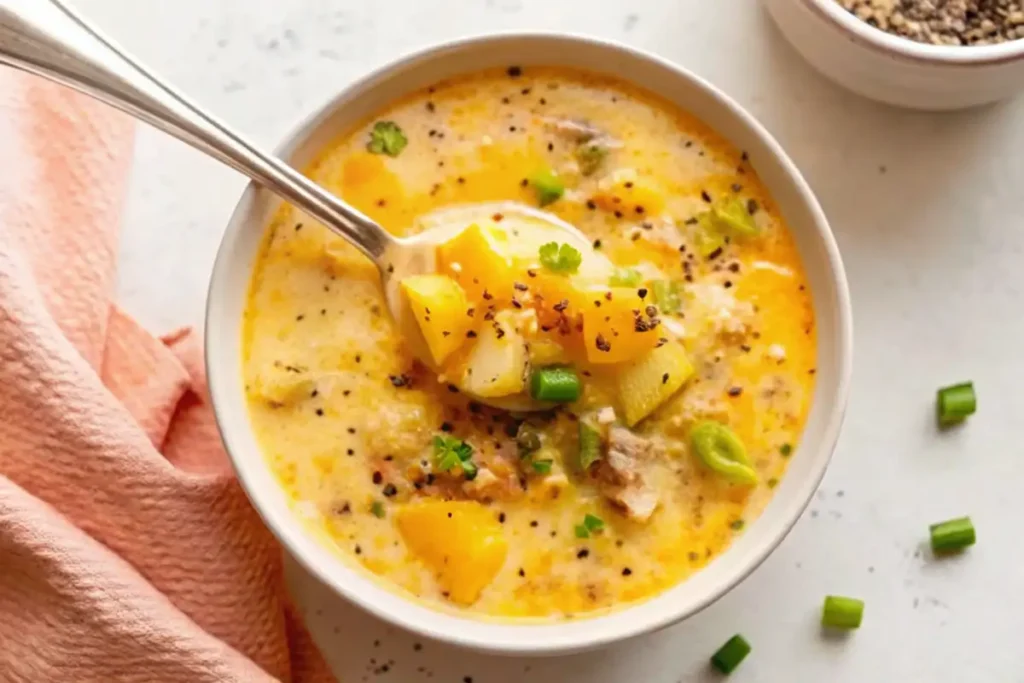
[578,418,602,471]
[930,516,975,553]
[712,197,759,237]
[690,421,758,485]
[530,366,581,402]
[710,634,751,674]
[530,170,565,207]
[937,382,976,426]
[821,595,864,629]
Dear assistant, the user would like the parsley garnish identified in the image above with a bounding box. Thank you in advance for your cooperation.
[367,120,408,157]
[370,501,386,518]
[433,435,477,480]
[574,513,605,538]
[538,242,582,274]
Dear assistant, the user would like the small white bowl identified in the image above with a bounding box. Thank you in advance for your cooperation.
[764,0,1024,110]
[205,32,853,655]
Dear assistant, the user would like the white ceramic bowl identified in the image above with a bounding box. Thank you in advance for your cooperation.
[763,0,1024,110]
[206,32,853,655]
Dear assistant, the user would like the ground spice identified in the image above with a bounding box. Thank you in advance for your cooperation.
[837,0,1024,45]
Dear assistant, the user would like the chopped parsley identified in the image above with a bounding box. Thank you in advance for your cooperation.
[574,513,605,538]
[366,120,408,156]
[433,435,477,480]
[538,241,582,274]
[370,501,386,518]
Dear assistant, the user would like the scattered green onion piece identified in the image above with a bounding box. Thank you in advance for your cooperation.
[694,212,726,257]
[710,634,751,674]
[574,513,605,539]
[651,279,682,315]
[610,267,643,287]
[583,513,604,533]
[530,366,581,402]
[780,443,793,457]
[575,142,609,176]
[530,169,565,207]
[936,382,976,426]
[821,595,864,629]
[370,501,386,518]
[531,459,553,475]
[930,516,975,554]
[578,419,602,471]
[711,197,759,237]
[516,424,542,457]
[690,421,758,485]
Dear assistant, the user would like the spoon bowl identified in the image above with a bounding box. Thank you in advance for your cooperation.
[381,200,600,411]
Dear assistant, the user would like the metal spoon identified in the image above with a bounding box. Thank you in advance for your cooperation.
[0,0,597,410]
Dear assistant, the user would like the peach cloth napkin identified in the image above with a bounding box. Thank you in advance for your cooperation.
[0,72,333,682]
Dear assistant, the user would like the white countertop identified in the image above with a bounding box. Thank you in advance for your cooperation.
[75,0,1024,680]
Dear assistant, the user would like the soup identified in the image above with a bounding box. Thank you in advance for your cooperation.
[242,66,815,619]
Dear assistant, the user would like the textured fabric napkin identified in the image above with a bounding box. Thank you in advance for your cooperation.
[0,71,333,682]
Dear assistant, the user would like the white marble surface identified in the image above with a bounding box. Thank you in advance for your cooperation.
[74,0,1024,680]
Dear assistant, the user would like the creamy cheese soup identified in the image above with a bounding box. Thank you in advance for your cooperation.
[242,66,815,619]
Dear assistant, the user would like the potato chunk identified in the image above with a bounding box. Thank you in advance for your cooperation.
[437,223,516,303]
[401,274,473,365]
[461,311,528,397]
[580,287,661,364]
[617,341,694,425]
[396,500,508,605]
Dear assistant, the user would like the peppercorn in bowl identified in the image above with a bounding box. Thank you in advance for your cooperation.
[205,33,852,654]
[764,0,1024,109]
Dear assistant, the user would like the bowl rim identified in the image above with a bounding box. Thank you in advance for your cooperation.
[801,0,1024,65]
[205,30,854,654]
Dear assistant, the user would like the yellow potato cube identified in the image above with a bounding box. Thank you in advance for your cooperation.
[401,275,473,366]
[396,500,508,605]
[617,341,695,425]
[437,223,516,303]
[580,286,661,364]
[461,311,527,398]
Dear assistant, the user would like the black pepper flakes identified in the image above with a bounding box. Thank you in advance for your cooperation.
[701,190,712,203]
[315,408,324,417]
[507,65,522,78]
[576,548,590,559]
[595,334,611,353]
[622,567,633,576]
[662,372,670,384]
[440,421,453,433]
[382,484,398,497]
[372,471,383,485]
[728,386,743,397]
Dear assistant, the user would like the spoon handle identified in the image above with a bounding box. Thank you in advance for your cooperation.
[0,0,394,261]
